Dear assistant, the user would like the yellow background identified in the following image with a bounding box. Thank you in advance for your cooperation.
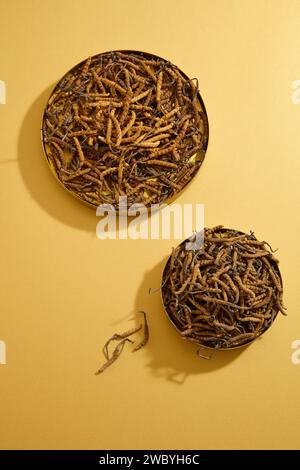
[0,0,299,450]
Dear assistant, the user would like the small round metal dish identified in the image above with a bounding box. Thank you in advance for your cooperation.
[161,228,283,358]
[41,50,209,210]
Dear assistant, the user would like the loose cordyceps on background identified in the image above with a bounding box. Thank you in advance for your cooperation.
[42,51,208,208]
[95,311,149,375]
[162,226,286,350]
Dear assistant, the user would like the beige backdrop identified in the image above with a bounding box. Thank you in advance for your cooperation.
[0,0,299,450]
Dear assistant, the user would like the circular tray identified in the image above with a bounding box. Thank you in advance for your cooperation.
[161,228,283,352]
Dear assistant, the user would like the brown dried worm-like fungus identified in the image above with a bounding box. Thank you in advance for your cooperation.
[95,311,149,374]
[42,51,208,208]
[162,227,286,349]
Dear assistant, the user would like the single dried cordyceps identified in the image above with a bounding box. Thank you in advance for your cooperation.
[162,227,286,349]
[42,51,208,208]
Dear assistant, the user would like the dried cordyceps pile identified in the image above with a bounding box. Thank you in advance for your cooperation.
[162,227,286,349]
[42,51,208,208]
[95,311,149,375]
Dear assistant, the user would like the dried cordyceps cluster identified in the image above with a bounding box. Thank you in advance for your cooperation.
[162,227,286,349]
[42,51,208,208]
[95,311,149,374]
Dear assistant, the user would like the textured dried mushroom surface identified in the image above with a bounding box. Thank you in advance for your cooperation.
[42,51,208,208]
[162,226,286,349]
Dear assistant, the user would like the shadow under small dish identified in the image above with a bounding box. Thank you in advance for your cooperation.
[161,226,286,355]
[41,50,209,209]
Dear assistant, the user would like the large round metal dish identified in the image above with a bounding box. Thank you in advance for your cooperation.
[41,50,209,209]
